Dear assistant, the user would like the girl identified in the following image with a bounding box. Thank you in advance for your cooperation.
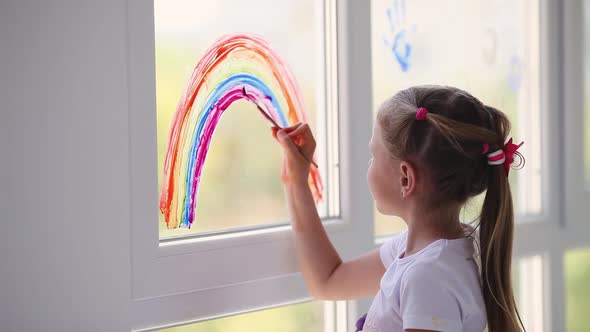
[272,85,525,332]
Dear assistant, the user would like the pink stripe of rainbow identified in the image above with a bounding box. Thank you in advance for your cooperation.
[160,33,323,228]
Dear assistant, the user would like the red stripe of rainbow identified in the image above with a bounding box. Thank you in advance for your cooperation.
[160,33,323,228]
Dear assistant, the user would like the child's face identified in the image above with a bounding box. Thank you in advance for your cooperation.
[367,122,404,216]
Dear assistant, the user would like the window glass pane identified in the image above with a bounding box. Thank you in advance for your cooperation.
[565,247,590,332]
[371,0,542,236]
[157,301,325,332]
[374,214,406,236]
[155,0,335,238]
[513,255,545,332]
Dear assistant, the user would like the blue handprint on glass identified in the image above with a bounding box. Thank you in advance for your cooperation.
[384,0,415,72]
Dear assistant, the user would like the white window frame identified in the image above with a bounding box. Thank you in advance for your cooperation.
[563,0,590,244]
[558,1,590,329]
[508,4,566,330]
[514,1,590,331]
[126,0,374,330]
[127,0,590,331]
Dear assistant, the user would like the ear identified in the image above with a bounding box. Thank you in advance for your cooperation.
[399,161,417,198]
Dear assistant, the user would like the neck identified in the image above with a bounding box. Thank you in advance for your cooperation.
[403,203,465,257]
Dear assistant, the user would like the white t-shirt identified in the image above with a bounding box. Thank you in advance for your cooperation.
[361,231,486,332]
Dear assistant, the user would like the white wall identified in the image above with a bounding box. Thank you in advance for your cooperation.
[0,1,131,331]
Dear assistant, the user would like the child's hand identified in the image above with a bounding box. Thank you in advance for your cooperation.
[272,123,316,185]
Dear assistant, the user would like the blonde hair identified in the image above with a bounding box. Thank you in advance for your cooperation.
[377,85,525,332]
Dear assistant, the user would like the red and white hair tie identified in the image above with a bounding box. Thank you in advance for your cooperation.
[482,139,525,175]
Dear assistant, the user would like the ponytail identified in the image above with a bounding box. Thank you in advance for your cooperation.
[480,167,524,331]
[479,111,525,332]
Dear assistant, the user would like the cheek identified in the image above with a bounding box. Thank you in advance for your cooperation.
[368,159,391,198]
[369,164,398,215]
[367,159,379,191]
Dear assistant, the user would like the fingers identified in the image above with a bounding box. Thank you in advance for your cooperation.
[271,123,319,177]
[271,122,316,163]
[287,123,316,155]
[287,123,310,137]
[281,122,304,134]
[271,122,311,141]
[276,129,301,158]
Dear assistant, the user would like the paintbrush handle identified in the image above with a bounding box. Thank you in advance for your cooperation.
[255,104,318,168]
[277,124,319,169]
[244,90,318,168]
[254,104,282,129]
[305,154,319,169]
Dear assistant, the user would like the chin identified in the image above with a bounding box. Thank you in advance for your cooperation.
[375,202,396,216]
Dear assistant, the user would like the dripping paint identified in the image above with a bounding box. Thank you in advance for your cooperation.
[160,33,324,229]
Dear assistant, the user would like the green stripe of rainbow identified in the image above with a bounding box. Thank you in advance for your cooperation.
[160,33,323,228]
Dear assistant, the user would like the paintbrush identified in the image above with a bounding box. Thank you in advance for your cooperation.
[242,87,318,169]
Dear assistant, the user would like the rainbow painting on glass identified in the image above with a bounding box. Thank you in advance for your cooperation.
[159,33,323,229]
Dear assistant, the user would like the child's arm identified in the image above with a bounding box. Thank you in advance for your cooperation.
[274,124,386,300]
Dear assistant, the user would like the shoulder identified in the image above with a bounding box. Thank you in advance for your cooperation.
[400,256,485,318]
[398,262,464,331]
[400,256,471,303]
[402,242,479,291]
[402,260,448,288]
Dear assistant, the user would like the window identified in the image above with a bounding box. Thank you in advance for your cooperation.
[513,255,545,332]
[366,2,583,332]
[130,1,587,331]
[370,0,543,237]
[128,0,372,329]
[565,247,590,332]
[154,0,339,238]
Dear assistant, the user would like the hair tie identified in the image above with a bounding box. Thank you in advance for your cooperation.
[485,138,525,176]
[486,149,506,165]
[416,107,428,121]
[481,143,490,155]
